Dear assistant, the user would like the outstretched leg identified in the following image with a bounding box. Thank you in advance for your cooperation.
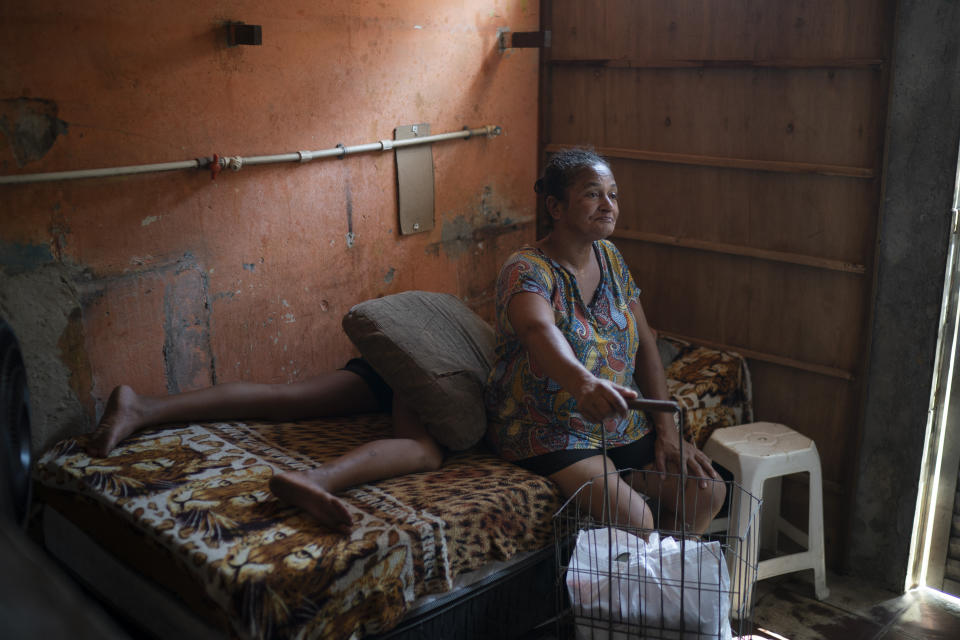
[88,370,380,457]
[269,395,443,533]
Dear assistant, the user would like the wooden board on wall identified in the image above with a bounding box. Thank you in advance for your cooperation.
[541,0,896,567]
[549,66,884,168]
[550,0,890,61]
[607,160,878,270]
[623,244,868,373]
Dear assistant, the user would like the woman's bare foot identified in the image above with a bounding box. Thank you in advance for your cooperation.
[269,471,353,535]
[87,385,149,457]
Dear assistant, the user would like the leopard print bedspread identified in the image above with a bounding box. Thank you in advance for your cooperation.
[35,416,561,639]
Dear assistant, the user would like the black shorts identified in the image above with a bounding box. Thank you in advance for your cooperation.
[514,430,657,477]
[340,358,394,412]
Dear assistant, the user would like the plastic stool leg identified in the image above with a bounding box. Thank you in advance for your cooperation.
[808,453,830,600]
[761,475,781,554]
[730,470,763,618]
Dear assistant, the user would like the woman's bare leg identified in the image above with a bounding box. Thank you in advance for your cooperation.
[88,371,380,457]
[549,455,655,530]
[269,396,443,533]
[628,464,725,535]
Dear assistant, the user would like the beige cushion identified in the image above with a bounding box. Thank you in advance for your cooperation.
[341,291,495,450]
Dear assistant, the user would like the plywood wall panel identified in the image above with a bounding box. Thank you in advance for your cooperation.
[548,68,607,144]
[601,68,881,168]
[552,0,890,61]
[609,160,878,266]
[619,242,866,372]
[621,243,747,344]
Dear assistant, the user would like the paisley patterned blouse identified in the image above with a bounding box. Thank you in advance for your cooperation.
[484,240,650,461]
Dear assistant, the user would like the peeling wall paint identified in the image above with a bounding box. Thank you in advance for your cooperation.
[0,241,54,276]
[0,98,69,168]
[433,184,534,259]
[162,264,216,394]
[0,263,90,452]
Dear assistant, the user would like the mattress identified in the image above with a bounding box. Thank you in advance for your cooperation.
[34,414,562,639]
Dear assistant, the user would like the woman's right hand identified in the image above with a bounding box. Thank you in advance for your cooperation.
[572,376,638,429]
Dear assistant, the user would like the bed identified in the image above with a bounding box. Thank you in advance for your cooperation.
[30,294,752,640]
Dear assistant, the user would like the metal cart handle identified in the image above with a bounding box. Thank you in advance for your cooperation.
[626,398,681,414]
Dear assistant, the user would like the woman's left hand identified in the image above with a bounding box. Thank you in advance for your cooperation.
[653,432,720,488]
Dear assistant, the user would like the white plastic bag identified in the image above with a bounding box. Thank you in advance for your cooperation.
[565,528,732,640]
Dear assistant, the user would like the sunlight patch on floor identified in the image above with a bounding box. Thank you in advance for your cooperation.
[752,628,793,640]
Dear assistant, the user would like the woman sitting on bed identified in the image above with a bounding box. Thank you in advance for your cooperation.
[485,148,724,534]
[88,358,442,535]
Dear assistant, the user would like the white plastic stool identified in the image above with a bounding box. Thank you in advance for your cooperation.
[704,422,829,613]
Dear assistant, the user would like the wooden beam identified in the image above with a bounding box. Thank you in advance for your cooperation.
[549,58,884,70]
[612,229,867,275]
[544,144,875,179]
[660,330,856,381]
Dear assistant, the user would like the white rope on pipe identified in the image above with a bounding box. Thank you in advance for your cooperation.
[0,125,502,185]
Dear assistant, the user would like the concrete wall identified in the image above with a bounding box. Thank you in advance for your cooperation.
[848,0,960,589]
[0,1,539,452]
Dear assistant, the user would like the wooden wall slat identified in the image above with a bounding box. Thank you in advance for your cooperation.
[550,0,889,61]
[616,229,866,275]
[548,143,875,178]
[658,330,854,380]
[549,58,885,70]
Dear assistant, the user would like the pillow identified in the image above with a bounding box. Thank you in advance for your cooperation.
[656,336,683,369]
[341,291,496,450]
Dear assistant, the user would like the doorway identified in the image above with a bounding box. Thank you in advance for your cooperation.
[909,143,960,597]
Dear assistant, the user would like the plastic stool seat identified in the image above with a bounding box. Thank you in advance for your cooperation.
[704,422,829,612]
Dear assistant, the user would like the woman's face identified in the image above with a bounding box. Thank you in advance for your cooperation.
[550,163,619,240]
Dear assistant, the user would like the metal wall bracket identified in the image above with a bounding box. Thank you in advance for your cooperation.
[395,124,435,235]
[226,22,262,47]
[498,28,551,53]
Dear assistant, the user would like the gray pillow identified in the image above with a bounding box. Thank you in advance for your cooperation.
[657,337,682,369]
[341,291,496,450]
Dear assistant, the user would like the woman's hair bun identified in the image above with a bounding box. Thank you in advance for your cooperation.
[533,178,544,194]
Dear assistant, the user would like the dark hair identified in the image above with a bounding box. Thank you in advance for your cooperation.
[534,148,611,202]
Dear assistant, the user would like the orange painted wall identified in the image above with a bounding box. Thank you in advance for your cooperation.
[0,1,539,447]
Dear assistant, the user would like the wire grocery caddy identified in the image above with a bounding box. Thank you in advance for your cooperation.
[553,399,762,639]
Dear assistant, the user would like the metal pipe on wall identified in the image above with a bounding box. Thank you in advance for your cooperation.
[0,125,502,185]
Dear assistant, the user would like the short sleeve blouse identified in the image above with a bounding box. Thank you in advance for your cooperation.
[484,239,650,461]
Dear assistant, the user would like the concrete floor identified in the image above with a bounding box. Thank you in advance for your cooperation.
[524,570,960,640]
[8,508,960,640]
[751,571,960,640]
